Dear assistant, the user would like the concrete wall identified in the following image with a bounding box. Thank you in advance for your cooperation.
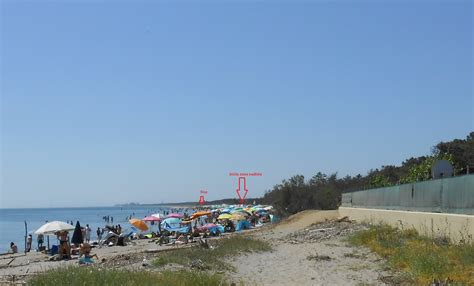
[341,174,474,215]
[339,207,474,244]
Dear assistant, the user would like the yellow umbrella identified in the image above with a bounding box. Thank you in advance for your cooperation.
[231,213,246,221]
[218,213,232,220]
[129,218,148,231]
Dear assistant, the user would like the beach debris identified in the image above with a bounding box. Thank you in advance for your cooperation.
[307,254,332,261]
[189,259,209,270]
[142,257,149,267]
[343,252,366,259]
[280,218,367,244]
[431,277,454,286]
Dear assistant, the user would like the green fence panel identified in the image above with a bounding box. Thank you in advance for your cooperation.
[341,174,473,215]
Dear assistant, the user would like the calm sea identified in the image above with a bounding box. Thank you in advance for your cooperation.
[0,205,189,253]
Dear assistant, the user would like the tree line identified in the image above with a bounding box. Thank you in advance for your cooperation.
[261,132,473,216]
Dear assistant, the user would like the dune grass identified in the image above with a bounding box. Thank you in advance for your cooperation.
[28,266,227,286]
[348,224,474,285]
[153,235,272,271]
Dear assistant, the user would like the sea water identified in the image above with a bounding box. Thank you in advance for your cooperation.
[0,205,187,253]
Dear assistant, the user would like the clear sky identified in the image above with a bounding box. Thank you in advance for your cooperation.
[1,1,472,208]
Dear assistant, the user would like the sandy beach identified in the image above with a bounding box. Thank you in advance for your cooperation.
[0,210,391,285]
[228,210,390,285]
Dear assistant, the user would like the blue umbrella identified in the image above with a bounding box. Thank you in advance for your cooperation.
[161,217,181,229]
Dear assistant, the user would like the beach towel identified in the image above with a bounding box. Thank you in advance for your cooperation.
[79,256,95,265]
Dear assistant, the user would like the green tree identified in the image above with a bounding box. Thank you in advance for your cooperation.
[369,174,392,188]
[399,153,455,184]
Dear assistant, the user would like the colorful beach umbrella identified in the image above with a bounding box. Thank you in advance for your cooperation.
[166,213,183,219]
[151,213,165,219]
[129,218,148,231]
[202,223,217,229]
[161,217,182,229]
[35,221,74,235]
[234,210,251,217]
[218,213,232,220]
[143,216,161,222]
[190,211,211,220]
[231,213,246,221]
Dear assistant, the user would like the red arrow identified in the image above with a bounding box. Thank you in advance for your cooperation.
[236,177,248,204]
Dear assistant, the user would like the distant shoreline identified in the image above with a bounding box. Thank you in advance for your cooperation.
[0,204,197,210]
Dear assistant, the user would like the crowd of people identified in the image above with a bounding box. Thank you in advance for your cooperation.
[6,205,275,266]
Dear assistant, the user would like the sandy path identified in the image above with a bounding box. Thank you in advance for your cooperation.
[229,210,389,286]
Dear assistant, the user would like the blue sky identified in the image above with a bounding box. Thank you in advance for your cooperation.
[1,1,472,208]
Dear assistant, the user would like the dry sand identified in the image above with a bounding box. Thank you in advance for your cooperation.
[0,238,189,283]
[228,210,391,286]
[1,210,390,285]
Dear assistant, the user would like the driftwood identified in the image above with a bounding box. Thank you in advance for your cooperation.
[307,227,335,233]
[336,216,350,222]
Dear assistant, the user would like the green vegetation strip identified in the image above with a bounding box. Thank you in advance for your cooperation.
[153,235,272,271]
[28,236,270,285]
[28,267,226,286]
[348,224,474,285]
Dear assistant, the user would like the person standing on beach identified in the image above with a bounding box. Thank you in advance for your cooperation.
[56,231,70,259]
[37,234,44,250]
[85,224,91,243]
[26,234,32,252]
[96,227,102,243]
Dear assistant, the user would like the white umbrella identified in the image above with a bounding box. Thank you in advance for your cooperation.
[34,221,74,234]
[151,213,165,219]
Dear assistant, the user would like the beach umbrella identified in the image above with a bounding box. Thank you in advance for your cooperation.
[129,218,148,231]
[166,213,183,219]
[71,221,83,244]
[143,216,161,222]
[231,213,246,221]
[161,217,181,228]
[202,223,217,229]
[35,221,74,235]
[190,211,211,220]
[151,213,165,219]
[233,210,251,217]
[218,213,232,220]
